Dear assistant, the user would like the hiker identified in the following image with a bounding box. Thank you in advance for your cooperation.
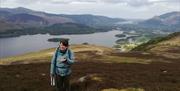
[50,39,74,91]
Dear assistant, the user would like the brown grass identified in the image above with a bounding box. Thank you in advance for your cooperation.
[0,61,180,91]
[0,44,180,91]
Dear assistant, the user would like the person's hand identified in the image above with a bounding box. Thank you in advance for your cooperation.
[61,58,66,62]
[60,56,67,62]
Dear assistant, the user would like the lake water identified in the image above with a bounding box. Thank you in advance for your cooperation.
[0,30,123,58]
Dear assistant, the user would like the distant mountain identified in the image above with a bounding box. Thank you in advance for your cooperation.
[44,23,100,35]
[0,7,74,27]
[0,7,35,14]
[6,13,49,28]
[0,20,21,32]
[1,7,179,38]
[0,22,108,38]
[60,14,126,27]
[0,7,125,28]
[0,10,12,19]
[139,11,180,28]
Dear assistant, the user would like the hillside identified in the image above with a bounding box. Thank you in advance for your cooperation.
[132,32,180,59]
[6,13,48,28]
[0,23,109,38]
[60,14,125,27]
[0,7,74,25]
[2,44,179,65]
[139,11,180,29]
[0,7,180,38]
[0,7,125,28]
[0,7,123,38]
[44,23,104,35]
[0,44,180,91]
[0,20,21,32]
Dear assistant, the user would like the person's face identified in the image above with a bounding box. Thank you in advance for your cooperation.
[59,43,68,51]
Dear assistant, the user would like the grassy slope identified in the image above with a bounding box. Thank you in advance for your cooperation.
[0,44,180,91]
[132,32,180,52]
[0,44,152,65]
[131,32,180,59]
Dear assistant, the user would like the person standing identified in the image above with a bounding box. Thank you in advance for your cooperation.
[50,39,74,91]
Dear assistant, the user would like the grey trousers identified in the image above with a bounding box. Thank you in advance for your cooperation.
[55,75,71,91]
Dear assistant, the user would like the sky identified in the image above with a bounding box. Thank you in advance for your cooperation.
[0,0,180,19]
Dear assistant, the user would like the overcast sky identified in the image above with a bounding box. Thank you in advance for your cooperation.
[0,0,180,19]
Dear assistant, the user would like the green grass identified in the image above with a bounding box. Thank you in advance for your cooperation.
[0,48,55,65]
[0,44,152,65]
[132,32,180,51]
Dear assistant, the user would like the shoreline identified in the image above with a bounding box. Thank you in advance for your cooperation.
[0,30,122,58]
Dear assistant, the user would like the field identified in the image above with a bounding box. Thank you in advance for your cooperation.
[0,44,180,91]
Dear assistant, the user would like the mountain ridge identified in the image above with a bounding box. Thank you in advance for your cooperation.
[0,7,125,28]
[139,11,180,28]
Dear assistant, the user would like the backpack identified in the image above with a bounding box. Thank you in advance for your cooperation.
[54,47,72,66]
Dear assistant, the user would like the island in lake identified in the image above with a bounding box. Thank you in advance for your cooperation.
[47,38,69,42]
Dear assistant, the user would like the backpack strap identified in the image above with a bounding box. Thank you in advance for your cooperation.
[68,49,71,59]
[54,47,59,74]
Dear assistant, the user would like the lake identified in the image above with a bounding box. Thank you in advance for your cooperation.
[0,30,123,58]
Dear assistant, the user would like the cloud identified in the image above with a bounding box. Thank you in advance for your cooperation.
[15,0,39,4]
[48,0,180,7]
[101,0,180,7]
[1,0,179,7]
[1,0,179,19]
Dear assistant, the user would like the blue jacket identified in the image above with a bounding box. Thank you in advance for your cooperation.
[50,47,74,76]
